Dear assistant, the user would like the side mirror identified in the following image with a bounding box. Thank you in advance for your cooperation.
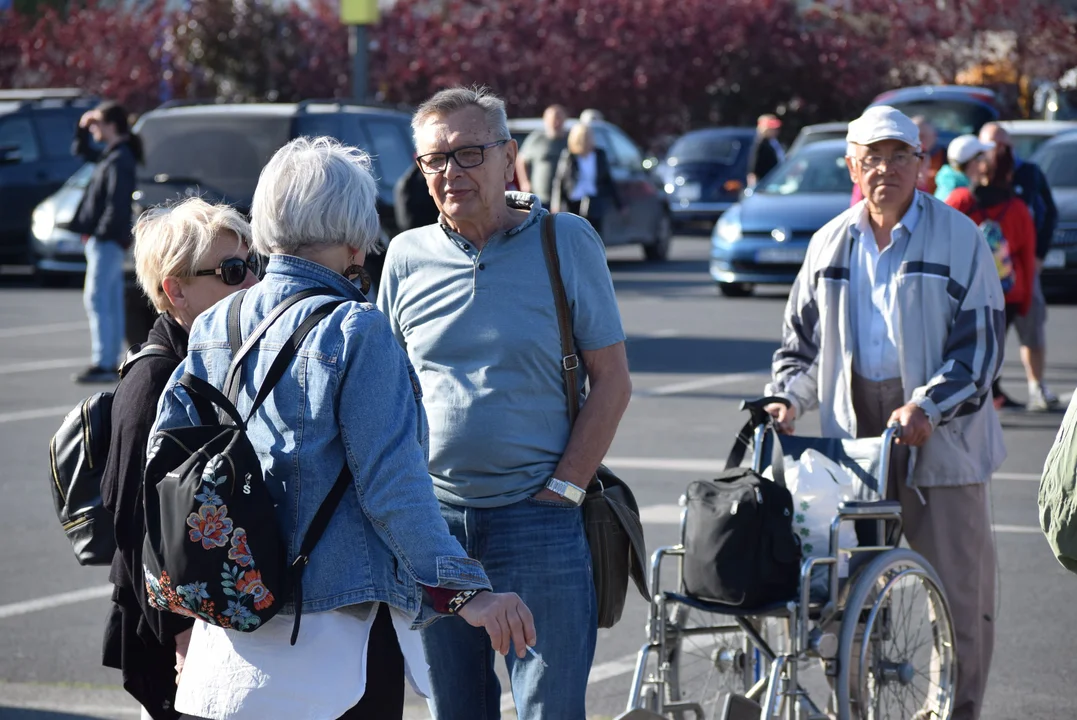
[0,145,22,165]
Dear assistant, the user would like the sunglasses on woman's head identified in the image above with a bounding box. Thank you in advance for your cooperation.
[192,256,260,286]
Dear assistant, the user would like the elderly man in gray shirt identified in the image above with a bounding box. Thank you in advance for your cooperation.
[766,106,1005,720]
[377,87,631,720]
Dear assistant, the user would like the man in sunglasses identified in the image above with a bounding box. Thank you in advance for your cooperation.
[377,87,632,720]
[764,106,1005,720]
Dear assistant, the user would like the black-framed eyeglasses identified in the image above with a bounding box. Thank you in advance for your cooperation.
[192,255,259,286]
[853,151,924,171]
[416,139,510,175]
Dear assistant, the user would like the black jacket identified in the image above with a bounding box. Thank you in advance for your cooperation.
[748,134,781,181]
[552,148,623,214]
[69,127,138,247]
[101,313,192,720]
[1012,160,1058,260]
[393,162,441,231]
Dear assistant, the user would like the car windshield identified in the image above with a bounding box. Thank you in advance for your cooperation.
[667,133,746,164]
[760,147,852,195]
[137,113,293,202]
[887,100,995,136]
[1039,143,1077,188]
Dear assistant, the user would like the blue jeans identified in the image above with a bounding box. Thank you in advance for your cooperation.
[83,237,125,369]
[422,497,597,720]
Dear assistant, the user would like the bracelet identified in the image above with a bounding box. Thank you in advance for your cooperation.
[447,589,484,615]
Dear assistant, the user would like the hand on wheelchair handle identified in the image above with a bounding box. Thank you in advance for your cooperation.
[887,402,932,447]
[764,401,796,434]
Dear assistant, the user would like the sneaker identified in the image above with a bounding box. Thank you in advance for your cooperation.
[73,365,118,384]
[1028,386,1062,412]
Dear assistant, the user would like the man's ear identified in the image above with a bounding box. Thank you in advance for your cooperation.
[505,140,519,183]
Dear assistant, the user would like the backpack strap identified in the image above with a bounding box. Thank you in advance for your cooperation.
[118,343,177,379]
[288,464,353,646]
[222,288,334,406]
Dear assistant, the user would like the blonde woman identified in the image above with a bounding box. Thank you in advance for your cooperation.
[100,198,258,720]
[551,123,623,227]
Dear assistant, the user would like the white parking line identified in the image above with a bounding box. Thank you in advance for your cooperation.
[0,584,112,620]
[634,370,769,397]
[0,357,86,375]
[0,405,75,425]
[0,321,87,339]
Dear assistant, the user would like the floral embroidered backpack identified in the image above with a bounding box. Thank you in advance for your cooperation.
[142,289,352,645]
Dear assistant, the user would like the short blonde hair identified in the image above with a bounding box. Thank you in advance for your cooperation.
[133,197,252,313]
[567,123,594,155]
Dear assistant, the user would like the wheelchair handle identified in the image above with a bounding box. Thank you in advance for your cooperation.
[740,396,791,428]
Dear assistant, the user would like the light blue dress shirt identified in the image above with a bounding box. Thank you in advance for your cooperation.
[848,194,923,381]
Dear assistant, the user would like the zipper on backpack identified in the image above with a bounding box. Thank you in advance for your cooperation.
[63,515,92,531]
[81,401,94,470]
[49,439,65,503]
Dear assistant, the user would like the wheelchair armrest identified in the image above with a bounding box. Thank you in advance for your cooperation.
[838,500,902,516]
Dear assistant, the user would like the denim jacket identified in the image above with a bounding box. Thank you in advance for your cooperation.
[151,255,491,627]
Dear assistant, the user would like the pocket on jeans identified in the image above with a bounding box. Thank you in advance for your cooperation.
[526,496,579,510]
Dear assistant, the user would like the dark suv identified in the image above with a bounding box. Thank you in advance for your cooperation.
[131,99,416,284]
[0,89,99,263]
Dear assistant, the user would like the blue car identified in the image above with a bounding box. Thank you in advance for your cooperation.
[656,127,756,234]
[710,140,853,297]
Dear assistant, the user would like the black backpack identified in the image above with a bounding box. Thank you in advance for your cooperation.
[142,289,353,645]
[682,415,802,607]
[49,344,177,566]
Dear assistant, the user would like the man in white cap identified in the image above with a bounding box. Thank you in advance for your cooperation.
[765,105,1005,720]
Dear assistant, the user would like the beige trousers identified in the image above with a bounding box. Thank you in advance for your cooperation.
[851,374,996,720]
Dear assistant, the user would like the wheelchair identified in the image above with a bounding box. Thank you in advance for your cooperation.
[621,397,957,720]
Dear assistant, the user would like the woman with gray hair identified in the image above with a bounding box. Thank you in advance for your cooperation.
[100,197,258,720]
[149,137,535,720]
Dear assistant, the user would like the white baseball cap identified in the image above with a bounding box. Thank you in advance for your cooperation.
[846,105,920,148]
[947,135,995,166]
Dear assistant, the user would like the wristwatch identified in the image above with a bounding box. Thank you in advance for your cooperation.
[545,477,586,506]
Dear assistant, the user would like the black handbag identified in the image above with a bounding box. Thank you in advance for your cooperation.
[682,417,802,607]
[142,290,352,645]
[539,214,649,628]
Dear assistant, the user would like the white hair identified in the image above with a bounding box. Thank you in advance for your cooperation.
[250,136,381,257]
[411,86,510,145]
[133,197,252,313]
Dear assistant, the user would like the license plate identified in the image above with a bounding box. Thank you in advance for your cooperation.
[756,247,806,264]
[676,183,701,201]
[1044,248,1066,269]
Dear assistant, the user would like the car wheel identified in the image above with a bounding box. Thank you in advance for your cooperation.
[643,213,672,262]
[35,271,75,289]
[717,282,754,298]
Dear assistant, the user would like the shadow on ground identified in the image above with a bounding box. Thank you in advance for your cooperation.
[626,335,777,374]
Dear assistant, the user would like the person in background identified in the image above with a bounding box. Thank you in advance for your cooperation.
[747,114,784,187]
[933,135,984,201]
[946,135,1038,411]
[394,160,441,232]
[69,101,142,383]
[101,198,258,720]
[767,106,1003,720]
[551,122,623,230]
[980,122,1062,411]
[579,108,604,124]
[380,87,632,720]
[153,137,535,720]
[515,103,568,207]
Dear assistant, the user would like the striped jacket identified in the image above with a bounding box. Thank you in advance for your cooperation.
[766,191,1007,487]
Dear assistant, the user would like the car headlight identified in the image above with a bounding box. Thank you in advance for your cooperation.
[714,205,742,244]
[31,203,56,241]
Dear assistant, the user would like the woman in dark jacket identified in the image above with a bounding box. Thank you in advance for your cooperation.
[69,101,143,383]
[551,122,623,230]
[100,198,257,719]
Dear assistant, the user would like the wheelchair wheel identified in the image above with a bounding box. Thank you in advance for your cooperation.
[836,548,956,720]
[661,603,777,718]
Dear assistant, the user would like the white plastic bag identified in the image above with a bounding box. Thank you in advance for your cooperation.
[765,448,859,578]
